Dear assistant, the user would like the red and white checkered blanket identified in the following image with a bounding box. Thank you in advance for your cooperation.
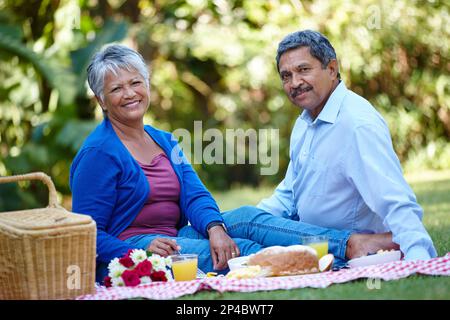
[76,253,450,300]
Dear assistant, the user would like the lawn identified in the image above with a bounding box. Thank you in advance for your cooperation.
[178,170,450,300]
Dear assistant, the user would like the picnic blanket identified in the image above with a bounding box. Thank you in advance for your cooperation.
[76,253,450,300]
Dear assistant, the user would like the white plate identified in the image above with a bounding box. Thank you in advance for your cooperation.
[227,256,251,271]
[348,250,401,268]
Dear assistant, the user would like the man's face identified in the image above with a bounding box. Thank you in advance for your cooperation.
[278,46,338,119]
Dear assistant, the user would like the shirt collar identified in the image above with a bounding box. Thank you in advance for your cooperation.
[300,81,348,125]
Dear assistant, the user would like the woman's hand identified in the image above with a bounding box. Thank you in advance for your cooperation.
[208,226,240,270]
[147,238,180,257]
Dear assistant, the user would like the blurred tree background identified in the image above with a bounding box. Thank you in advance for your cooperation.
[0,0,449,211]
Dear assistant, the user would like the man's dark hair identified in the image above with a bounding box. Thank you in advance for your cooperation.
[276,30,340,79]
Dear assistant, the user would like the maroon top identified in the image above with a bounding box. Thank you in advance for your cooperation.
[118,153,181,241]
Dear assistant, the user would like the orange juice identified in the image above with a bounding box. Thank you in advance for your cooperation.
[171,257,198,281]
[307,242,328,259]
[302,236,329,259]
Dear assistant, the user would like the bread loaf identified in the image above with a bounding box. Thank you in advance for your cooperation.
[247,245,319,276]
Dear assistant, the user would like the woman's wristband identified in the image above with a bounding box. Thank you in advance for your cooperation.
[207,221,228,234]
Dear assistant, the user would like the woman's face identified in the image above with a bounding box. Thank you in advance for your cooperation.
[99,67,150,124]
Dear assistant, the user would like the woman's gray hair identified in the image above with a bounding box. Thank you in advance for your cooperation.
[87,44,150,102]
[276,30,340,79]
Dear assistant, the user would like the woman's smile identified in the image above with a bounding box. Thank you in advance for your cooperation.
[122,100,142,109]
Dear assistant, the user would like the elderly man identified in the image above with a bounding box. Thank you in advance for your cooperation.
[258,30,437,261]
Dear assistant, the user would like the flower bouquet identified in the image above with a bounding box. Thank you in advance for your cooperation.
[104,249,173,287]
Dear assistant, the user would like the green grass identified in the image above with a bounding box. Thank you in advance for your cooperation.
[178,170,450,300]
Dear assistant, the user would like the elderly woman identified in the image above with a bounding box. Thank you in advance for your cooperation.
[70,44,398,283]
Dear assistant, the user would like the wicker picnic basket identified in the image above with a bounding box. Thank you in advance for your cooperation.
[0,172,96,300]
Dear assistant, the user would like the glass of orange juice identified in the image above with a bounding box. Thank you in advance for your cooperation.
[302,236,329,259]
[170,254,198,281]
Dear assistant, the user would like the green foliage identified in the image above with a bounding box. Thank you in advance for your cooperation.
[135,0,450,186]
[71,19,128,94]
[0,0,449,210]
[0,2,128,209]
[0,23,77,106]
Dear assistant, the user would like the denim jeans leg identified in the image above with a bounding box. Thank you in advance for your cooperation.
[125,233,164,249]
[177,225,205,239]
[222,205,352,260]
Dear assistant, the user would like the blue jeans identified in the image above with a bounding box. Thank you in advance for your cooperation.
[124,206,352,274]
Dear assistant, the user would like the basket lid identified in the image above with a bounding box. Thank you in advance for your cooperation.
[0,207,93,231]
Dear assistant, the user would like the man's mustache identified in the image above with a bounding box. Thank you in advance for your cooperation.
[290,85,313,99]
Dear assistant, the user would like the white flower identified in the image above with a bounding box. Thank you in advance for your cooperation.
[108,257,121,270]
[154,264,167,272]
[164,256,173,267]
[148,254,160,265]
[108,258,127,278]
[140,276,152,284]
[146,254,173,271]
[109,265,126,278]
[148,254,164,270]
[130,249,147,264]
[165,270,174,281]
[111,277,125,287]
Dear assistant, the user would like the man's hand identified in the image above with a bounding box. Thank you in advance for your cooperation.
[208,226,240,270]
[147,238,180,257]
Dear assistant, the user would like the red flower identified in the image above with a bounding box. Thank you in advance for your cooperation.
[150,270,167,282]
[126,249,134,257]
[119,256,134,268]
[103,276,112,288]
[135,260,152,277]
[121,270,141,287]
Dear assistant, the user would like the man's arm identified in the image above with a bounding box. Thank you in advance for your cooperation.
[346,123,437,260]
[257,161,298,220]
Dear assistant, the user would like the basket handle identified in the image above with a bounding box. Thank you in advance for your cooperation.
[0,172,59,208]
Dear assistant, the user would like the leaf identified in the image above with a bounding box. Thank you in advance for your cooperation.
[70,18,129,93]
[0,24,77,106]
[22,143,50,167]
[55,119,98,152]
[0,22,23,41]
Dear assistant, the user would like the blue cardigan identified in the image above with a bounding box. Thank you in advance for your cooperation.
[69,118,223,279]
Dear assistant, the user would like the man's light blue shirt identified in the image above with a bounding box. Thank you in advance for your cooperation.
[258,81,437,261]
